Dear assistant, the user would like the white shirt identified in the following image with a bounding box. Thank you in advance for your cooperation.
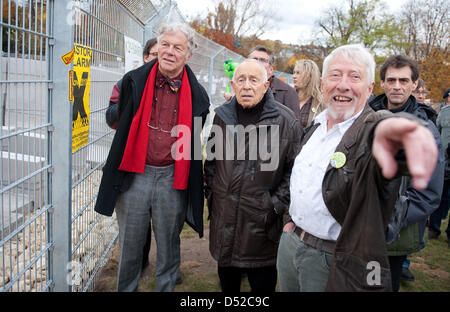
[289,109,363,241]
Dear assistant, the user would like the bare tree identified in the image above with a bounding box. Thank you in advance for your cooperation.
[315,0,403,52]
[316,1,357,47]
[399,0,449,60]
[206,0,274,38]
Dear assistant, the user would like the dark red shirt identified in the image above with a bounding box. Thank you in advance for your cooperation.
[145,69,182,166]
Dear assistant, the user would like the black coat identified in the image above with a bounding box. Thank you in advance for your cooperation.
[94,59,210,237]
[205,91,302,267]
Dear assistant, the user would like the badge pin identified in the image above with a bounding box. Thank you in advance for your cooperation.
[330,152,346,169]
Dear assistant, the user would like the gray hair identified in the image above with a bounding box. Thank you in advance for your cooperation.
[157,22,196,56]
[322,44,375,85]
[232,59,268,82]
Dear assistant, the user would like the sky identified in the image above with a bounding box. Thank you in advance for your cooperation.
[175,0,409,45]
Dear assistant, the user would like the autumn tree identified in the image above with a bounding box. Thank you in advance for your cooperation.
[2,0,47,57]
[419,49,450,101]
[190,19,240,53]
[190,0,274,53]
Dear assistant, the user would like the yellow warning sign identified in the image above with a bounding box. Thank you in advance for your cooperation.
[61,48,75,65]
[72,44,92,153]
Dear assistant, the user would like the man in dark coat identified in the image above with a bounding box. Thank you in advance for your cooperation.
[277,44,438,292]
[369,55,444,291]
[204,59,302,292]
[105,37,161,274]
[94,22,210,292]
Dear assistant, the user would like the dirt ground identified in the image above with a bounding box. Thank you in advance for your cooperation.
[93,221,450,292]
[94,228,218,292]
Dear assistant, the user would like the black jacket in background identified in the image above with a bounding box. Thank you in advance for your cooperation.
[270,77,299,116]
[369,94,444,252]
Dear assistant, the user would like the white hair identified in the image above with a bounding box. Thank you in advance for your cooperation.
[232,58,268,82]
[157,22,196,56]
[322,44,375,85]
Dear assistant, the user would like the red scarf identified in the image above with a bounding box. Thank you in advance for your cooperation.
[118,62,192,190]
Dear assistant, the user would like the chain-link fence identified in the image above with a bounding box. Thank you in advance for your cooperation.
[0,0,295,292]
[1,0,52,292]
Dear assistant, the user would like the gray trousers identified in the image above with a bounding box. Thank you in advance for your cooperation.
[277,230,332,292]
[115,164,186,292]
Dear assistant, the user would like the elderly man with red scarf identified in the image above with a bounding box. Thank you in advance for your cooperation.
[94,22,210,292]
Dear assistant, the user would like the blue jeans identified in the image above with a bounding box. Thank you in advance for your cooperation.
[277,230,332,292]
[115,164,186,292]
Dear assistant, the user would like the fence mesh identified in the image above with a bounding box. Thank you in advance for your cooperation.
[69,0,145,292]
[0,0,51,292]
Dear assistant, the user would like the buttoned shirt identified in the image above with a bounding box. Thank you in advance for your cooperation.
[146,70,182,166]
[289,108,363,241]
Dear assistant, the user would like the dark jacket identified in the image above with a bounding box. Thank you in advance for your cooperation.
[270,76,299,115]
[293,105,403,291]
[204,91,302,268]
[369,94,444,255]
[105,79,123,129]
[94,59,210,237]
[437,105,450,155]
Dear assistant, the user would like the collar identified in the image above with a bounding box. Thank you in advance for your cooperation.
[369,93,433,121]
[315,108,364,135]
[215,90,280,125]
[155,68,183,92]
[235,93,266,114]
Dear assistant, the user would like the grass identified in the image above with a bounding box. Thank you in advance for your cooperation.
[400,217,450,292]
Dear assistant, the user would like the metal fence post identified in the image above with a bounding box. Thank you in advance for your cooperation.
[49,0,73,292]
[208,47,225,96]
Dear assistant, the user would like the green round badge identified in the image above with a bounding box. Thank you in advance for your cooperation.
[330,152,346,169]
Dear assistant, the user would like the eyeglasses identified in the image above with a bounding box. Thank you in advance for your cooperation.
[252,57,270,64]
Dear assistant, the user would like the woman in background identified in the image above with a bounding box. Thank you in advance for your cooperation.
[292,59,324,128]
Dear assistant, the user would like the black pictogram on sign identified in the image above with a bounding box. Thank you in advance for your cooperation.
[72,71,89,122]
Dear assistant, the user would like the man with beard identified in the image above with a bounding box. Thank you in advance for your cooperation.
[277,44,439,292]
